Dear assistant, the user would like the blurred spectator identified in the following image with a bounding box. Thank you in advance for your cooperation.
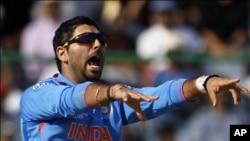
[21,0,61,58]
[193,0,249,80]
[20,1,62,82]
[58,1,104,25]
[100,0,148,50]
[174,0,249,81]
[1,1,249,141]
[1,64,23,141]
[121,122,145,141]
[74,1,104,24]
[242,63,250,88]
[176,93,250,141]
[143,113,182,141]
[131,1,202,140]
[136,0,203,86]
[100,1,148,111]
[102,62,141,87]
[202,59,247,80]
[1,0,34,42]
[171,4,206,53]
[1,1,34,91]
[196,0,248,55]
[136,0,183,86]
[137,1,182,60]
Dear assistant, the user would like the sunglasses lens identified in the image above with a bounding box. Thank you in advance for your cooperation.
[97,35,106,46]
[78,33,106,46]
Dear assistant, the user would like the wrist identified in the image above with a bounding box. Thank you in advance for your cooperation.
[203,74,220,92]
[107,85,115,101]
[195,74,219,94]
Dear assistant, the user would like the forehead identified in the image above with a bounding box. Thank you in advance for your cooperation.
[73,24,100,36]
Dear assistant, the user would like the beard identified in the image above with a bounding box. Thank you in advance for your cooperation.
[84,72,102,82]
[82,64,103,82]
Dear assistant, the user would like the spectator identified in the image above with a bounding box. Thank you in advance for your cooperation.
[136,0,183,86]
[136,1,203,86]
[196,0,248,55]
[20,1,62,83]
[1,64,23,141]
[176,93,250,141]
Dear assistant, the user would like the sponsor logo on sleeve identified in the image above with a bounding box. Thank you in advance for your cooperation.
[32,82,50,90]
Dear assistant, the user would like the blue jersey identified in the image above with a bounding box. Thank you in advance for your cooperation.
[20,73,187,141]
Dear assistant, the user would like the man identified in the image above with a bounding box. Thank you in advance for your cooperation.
[20,15,250,141]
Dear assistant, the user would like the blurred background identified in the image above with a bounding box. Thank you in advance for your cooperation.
[1,0,249,141]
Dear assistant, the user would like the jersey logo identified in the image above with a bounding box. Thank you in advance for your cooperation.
[32,82,50,90]
[101,104,113,118]
[67,123,112,141]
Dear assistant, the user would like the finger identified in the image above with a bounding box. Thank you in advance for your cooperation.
[237,85,250,94]
[122,92,129,102]
[135,108,147,121]
[208,88,218,107]
[140,95,159,102]
[229,88,241,105]
[128,91,158,101]
[225,79,240,85]
[218,79,240,90]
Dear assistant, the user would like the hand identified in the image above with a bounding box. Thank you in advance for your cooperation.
[110,85,158,121]
[206,77,250,107]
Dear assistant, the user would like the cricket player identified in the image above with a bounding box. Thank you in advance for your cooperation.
[20,15,250,141]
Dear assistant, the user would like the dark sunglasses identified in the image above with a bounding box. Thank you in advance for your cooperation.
[63,33,106,47]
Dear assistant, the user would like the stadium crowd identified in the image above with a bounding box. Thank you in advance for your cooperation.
[1,1,249,141]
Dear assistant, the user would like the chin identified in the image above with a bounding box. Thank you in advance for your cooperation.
[87,74,101,82]
[89,77,100,82]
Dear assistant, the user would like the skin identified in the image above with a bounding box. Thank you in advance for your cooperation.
[57,25,105,83]
[56,24,250,121]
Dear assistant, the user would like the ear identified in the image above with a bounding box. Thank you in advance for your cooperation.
[56,46,68,62]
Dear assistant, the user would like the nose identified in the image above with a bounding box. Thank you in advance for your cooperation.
[92,39,102,50]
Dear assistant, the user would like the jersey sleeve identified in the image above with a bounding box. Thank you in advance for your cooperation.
[20,79,92,121]
[120,79,188,125]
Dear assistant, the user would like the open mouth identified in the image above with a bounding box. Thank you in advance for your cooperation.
[88,56,100,66]
[87,55,102,73]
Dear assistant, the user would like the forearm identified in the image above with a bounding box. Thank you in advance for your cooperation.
[183,79,203,101]
[84,83,113,108]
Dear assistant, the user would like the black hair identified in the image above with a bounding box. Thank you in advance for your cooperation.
[52,15,100,72]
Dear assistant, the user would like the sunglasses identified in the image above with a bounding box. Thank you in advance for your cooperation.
[63,33,106,47]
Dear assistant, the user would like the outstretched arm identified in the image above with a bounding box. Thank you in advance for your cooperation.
[183,75,250,106]
[84,75,250,121]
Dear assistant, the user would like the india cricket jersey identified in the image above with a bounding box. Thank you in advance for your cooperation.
[20,73,187,141]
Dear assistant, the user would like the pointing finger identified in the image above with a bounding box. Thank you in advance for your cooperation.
[229,88,241,105]
[225,79,240,85]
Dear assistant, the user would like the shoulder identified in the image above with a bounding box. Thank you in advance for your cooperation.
[22,77,60,96]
